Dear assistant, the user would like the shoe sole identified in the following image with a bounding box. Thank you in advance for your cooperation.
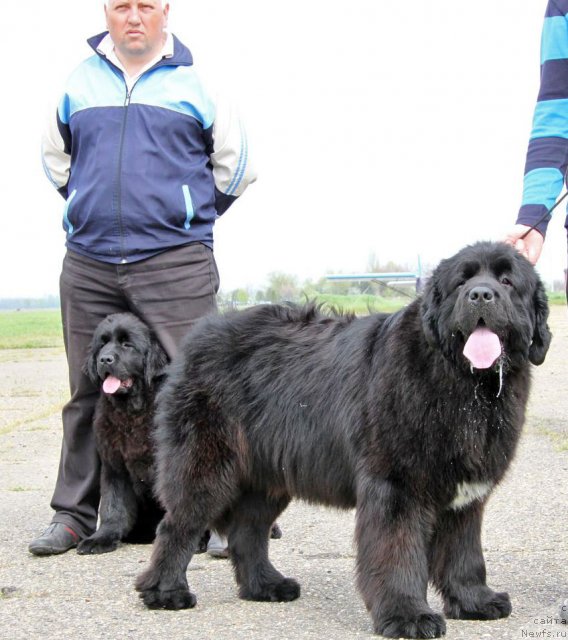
[207,548,229,559]
[28,543,77,556]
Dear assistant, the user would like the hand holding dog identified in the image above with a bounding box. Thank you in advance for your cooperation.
[503,226,544,265]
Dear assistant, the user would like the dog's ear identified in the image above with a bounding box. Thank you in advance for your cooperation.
[529,278,552,366]
[144,338,169,387]
[420,276,442,349]
[83,338,100,385]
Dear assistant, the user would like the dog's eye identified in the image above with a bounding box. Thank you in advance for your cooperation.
[500,277,513,287]
[121,341,133,349]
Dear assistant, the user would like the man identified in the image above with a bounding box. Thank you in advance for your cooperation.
[505,2,568,622]
[30,0,256,555]
[505,0,568,302]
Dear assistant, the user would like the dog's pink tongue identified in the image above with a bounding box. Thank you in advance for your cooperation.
[103,376,122,394]
[463,328,501,369]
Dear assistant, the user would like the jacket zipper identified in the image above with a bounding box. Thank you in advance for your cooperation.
[108,57,173,263]
[116,86,132,263]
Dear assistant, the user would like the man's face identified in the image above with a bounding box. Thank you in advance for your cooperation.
[105,1,169,62]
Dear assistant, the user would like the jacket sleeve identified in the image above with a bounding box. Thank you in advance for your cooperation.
[41,97,72,200]
[517,0,568,236]
[209,95,257,215]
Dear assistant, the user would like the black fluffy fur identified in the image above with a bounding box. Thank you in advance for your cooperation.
[78,313,168,554]
[135,242,551,638]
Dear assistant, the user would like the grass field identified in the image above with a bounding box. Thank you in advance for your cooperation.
[0,310,63,349]
[547,291,566,305]
[0,297,408,350]
[313,294,409,315]
[0,292,564,350]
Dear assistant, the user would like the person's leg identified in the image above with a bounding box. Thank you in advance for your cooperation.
[122,243,220,359]
[124,243,224,552]
[31,244,219,554]
[31,252,128,553]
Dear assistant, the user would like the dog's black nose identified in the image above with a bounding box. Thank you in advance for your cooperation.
[99,354,115,365]
[468,286,495,305]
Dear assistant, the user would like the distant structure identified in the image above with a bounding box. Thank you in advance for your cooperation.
[326,259,425,297]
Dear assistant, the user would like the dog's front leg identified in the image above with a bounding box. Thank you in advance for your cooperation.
[135,511,201,609]
[77,462,137,554]
[429,500,511,620]
[355,477,445,639]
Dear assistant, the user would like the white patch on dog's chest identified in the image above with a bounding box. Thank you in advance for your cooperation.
[449,481,493,510]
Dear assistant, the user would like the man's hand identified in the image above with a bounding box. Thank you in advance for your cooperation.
[503,225,544,265]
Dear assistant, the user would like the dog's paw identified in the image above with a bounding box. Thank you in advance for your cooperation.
[139,587,197,610]
[376,611,446,639]
[271,577,300,601]
[135,569,196,610]
[240,577,301,602]
[444,589,511,620]
[77,536,119,555]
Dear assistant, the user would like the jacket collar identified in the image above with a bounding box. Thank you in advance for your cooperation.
[87,31,193,67]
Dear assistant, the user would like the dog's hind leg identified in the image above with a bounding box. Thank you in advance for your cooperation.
[228,492,300,602]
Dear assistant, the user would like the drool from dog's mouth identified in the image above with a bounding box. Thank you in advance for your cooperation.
[102,375,134,395]
[463,324,502,370]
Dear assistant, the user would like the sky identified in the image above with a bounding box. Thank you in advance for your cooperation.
[2,0,566,298]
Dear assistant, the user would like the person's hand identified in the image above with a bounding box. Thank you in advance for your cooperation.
[503,225,544,265]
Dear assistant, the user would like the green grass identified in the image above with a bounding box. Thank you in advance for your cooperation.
[0,289,563,350]
[315,291,566,315]
[0,300,407,350]
[547,291,567,305]
[313,294,408,314]
[0,310,63,349]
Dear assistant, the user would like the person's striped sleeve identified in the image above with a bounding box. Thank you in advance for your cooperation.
[518,0,568,235]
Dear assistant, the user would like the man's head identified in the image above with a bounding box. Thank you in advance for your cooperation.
[104,1,170,67]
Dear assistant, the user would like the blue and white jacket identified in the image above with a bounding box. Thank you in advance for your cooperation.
[42,31,256,263]
[518,0,568,235]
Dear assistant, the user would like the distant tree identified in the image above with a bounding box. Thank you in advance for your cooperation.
[230,288,250,305]
[264,272,300,302]
[366,251,412,275]
[254,289,266,303]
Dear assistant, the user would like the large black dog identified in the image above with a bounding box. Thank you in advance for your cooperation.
[136,242,551,638]
[78,313,168,554]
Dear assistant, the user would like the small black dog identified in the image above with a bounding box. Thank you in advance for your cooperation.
[78,312,168,554]
[79,312,281,555]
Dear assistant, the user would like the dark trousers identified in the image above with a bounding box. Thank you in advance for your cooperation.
[51,243,220,537]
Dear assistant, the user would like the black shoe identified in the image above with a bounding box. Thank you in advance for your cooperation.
[206,530,229,559]
[28,523,80,556]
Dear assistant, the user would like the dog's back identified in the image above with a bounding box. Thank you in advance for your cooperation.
[155,303,394,508]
